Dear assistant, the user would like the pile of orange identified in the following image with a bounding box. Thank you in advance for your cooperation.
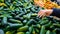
[34,0,60,9]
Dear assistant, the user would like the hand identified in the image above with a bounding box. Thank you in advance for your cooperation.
[38,9,53,17]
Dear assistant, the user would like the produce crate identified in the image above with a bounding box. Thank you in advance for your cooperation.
[0,0,60,34]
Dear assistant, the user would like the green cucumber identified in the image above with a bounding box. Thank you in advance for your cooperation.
[46,30,50,34]
[36,24,41,29]
[23,3,28,8]
[6,31,12,34]
[29,26,33,34]
[23,13,31,19]
[0,29,4,34]
[43,21,52,28]
[40,26,45,34]
[53,24,60,28]
[8,23,23,28]
[50,29,56,34]
[6,31,15,34]
[32,29,36,34]
[15,13,25,17]
[0,0,4,2]
[16,32,24,34]
[35,28,39,33]
[32,24,41,29]
[26,32,30,34]
[31,13,37,17]
[9,19,21,23]
[23,20,27,24]
[17,26,29,32]
[2,17,7,24]
[52,29,56,34]
[40,20,49,25]
[5,23,23,30]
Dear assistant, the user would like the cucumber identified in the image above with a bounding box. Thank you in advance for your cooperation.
[26,13,31,19]
[50,29,56,34]
[26,19,34,26]
[0,3,6,6]
[23,13,31,19]
[35,28,39,33]
[52,29,56,34]
[0,29,4,34]
[17,26,29,32]
[6,31,12,34]
[31,7,36,12]
[43,21,52,28]
[53,24,60,28]
[46,30,50,34]
[9,19,21,23]
[32,29,36,34]
[40,26,45,34]
[8,23,23,28]
[32,24,41,29]
[5,23,23,30]
[40,20,49,25]
[16,32,24,34]
[26,3,32,9]
[15,8,20,12]
[0,0,4,2]
[23,20,27,24]
[23,3,28,8]
[26,19,37,26]
[51,32,56,34]
[31,13,37,17]
[26,32,30,34]
[23,15,27,19]
[6,31,15,34]
[29,26,33,34]
[14,17,24,21]
[36,24,41,29]
[2,17,7,24]
[26,9,30,13]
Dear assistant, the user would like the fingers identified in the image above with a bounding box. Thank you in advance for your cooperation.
[38,10,42,17]
[38,10,46,18]
[39,12,46,18]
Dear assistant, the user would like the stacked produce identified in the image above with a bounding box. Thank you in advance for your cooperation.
[34,0,60,9]
[0,0,60,34]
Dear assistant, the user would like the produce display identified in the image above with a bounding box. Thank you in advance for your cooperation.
[34,0,60,9]
[0,0,60,34]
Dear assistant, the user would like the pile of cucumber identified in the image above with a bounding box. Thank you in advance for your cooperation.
[0,0,60,34]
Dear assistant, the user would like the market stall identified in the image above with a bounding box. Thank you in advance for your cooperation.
[0,0,60,34]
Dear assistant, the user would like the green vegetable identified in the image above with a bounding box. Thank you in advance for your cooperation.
[17,26,29,32]
[40,26,45,34]
[6,31,12,34]
[31,13,37,17]
[9,19,21,23]
[8,23,23,28]
[43,21,52,28]
[0,0,4,2]
[2,17,7,24]
[29,26,33,34]
[26,32,30,34]
[46,30,50,34]
[0,29,4,34]
[16,32,24,34]
[0,0,59,34]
